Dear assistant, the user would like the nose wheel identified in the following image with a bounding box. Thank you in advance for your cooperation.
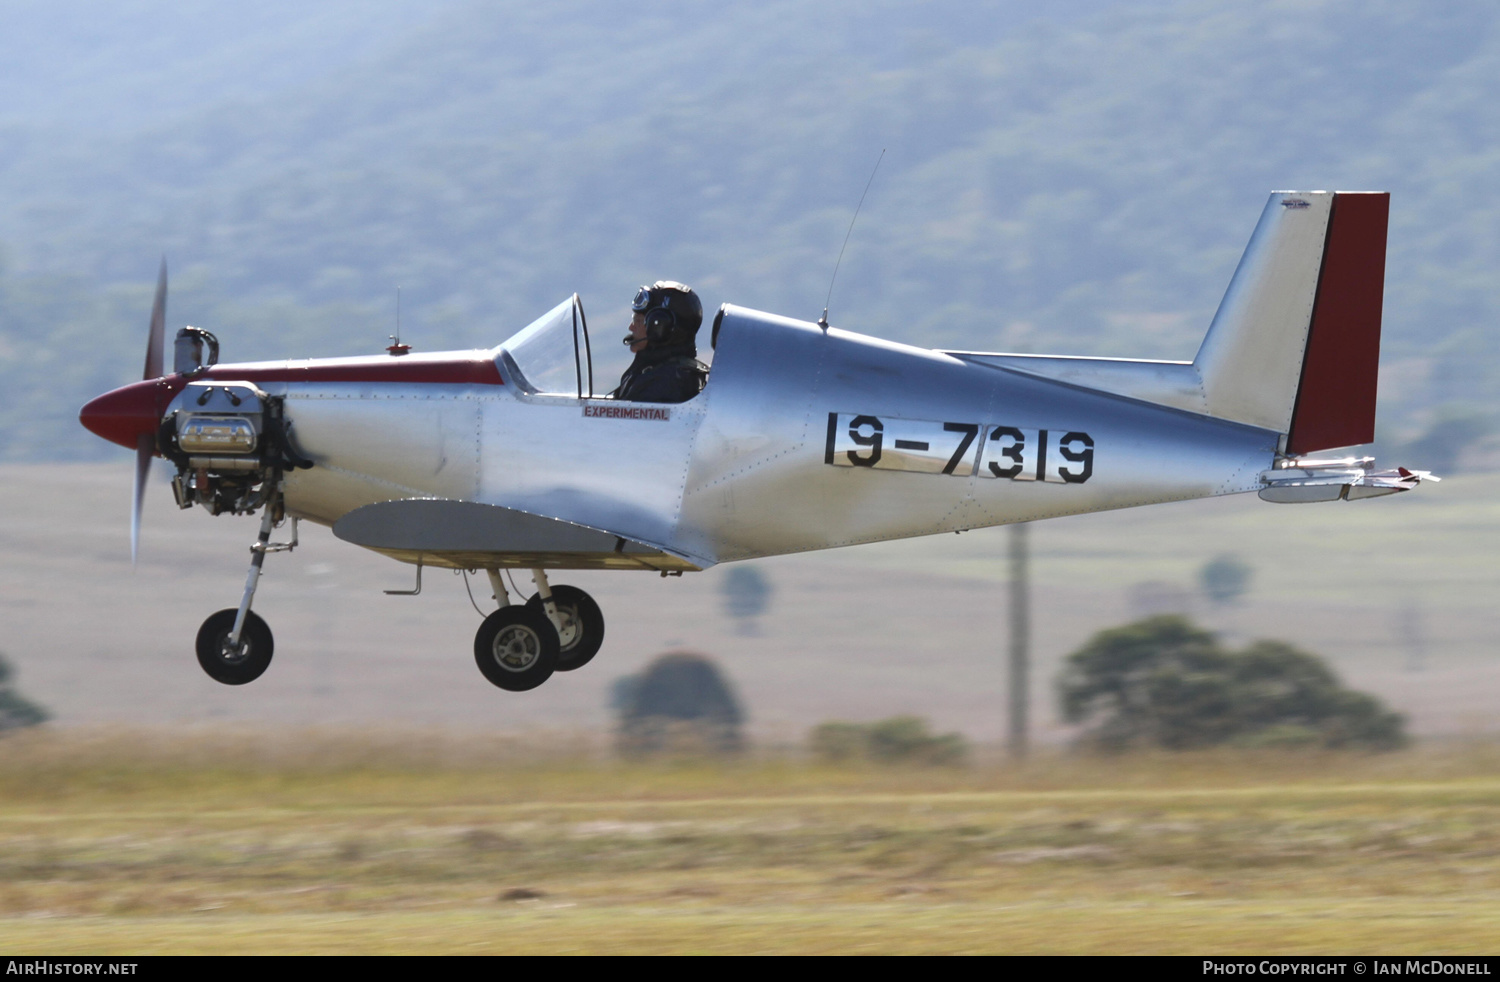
[196,608,274,685]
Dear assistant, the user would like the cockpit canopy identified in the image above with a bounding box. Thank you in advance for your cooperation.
[499,295,596,397]
[499,294,703,399]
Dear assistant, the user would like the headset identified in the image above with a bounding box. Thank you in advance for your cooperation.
[644,304,678,344]
[627,281,701,347]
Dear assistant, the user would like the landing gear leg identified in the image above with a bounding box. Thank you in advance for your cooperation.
[485,568,510,607]
[531,569,561,632]
[228,507,277,651]
[525,571,605,672]
[195,505,297,686]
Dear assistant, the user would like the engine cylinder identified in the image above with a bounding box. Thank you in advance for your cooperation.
[161,381,277,516]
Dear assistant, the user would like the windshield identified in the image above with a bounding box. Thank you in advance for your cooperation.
[500,295,595,397]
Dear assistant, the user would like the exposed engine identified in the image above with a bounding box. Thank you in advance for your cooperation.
[159,380,312,517]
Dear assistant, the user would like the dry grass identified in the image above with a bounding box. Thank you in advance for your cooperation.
[3,729,1500,953]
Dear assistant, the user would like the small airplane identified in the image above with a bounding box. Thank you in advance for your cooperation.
[80,190,1434,692]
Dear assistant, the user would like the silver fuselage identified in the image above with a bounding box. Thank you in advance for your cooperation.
[229,304,1276,570]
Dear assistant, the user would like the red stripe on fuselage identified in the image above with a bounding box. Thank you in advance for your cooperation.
[80,352,504,451]
[1285,192,1388,454]
[199,352,504,386]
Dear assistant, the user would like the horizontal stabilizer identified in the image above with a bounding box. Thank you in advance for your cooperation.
[1258,456,1436,504]
[333,498,703,571]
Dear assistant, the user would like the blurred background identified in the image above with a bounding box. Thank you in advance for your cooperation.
[0,0,1496,747]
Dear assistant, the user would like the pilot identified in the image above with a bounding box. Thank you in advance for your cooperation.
[612,281,708,404]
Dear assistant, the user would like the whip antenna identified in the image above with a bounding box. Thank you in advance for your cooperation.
[819,148,885,330]
[387,286,410,355]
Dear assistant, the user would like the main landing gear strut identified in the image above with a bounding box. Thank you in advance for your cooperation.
[473,569,605,691]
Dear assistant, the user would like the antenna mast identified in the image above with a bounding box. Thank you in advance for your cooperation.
[819,149,885,330]
[387,286,410,355]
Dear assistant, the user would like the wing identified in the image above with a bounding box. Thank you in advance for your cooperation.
[332,498,705,572]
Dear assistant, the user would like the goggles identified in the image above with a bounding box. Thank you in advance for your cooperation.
[631,285,654,312]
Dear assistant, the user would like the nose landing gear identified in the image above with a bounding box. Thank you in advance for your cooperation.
[194,503,297,686]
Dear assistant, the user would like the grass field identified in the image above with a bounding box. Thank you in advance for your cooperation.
[4,730,1500,954]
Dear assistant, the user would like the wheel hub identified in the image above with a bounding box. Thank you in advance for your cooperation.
[217,634,251,664]
[491,625,541,672]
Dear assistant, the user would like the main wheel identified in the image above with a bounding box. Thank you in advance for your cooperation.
[526,585,605,671]
[474,605,559,691]
[196,608,274,685]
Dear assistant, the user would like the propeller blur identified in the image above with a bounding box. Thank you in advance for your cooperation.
[130,259,167,566]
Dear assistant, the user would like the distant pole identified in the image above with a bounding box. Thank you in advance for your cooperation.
[1008,522,1030,759]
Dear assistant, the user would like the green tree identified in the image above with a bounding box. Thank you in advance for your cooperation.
[1200,554,1253,605]
[0,652,48,732]
[720,566,773,635]
[1057,616,1229,750]
[1058,616,1405,752]
[613,652,744,757]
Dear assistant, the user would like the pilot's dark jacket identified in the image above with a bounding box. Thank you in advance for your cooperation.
[611,342,707,404]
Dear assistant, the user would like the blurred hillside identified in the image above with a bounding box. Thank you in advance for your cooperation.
[2,0,1498,461]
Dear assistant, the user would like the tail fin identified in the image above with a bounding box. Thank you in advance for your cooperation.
[943,190,1389,454]
[1195,190,1388,451]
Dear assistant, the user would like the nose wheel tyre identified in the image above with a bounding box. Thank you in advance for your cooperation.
[526,585,605,671]
[475,605,560,691]
[196,608,274,685]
